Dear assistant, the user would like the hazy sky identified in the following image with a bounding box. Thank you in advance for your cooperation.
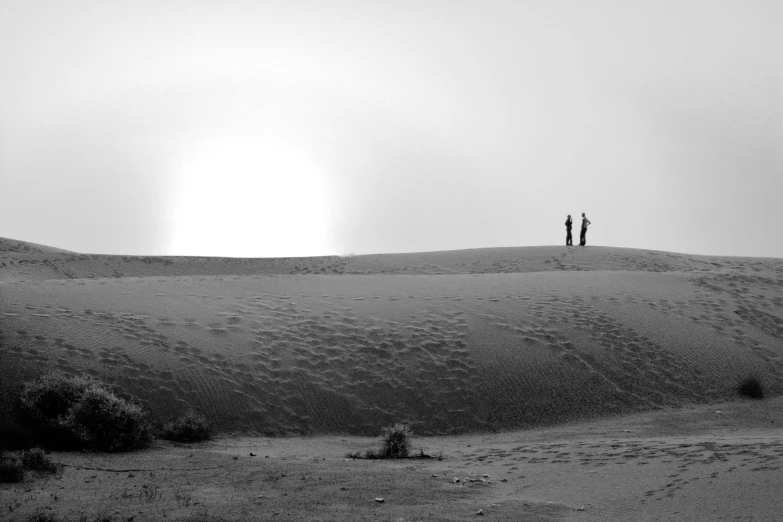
[2,1,781,258]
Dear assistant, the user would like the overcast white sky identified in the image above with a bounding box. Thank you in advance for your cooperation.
[1,1,781,257]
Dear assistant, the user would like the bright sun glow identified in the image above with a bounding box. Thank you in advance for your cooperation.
[170,136,333,257]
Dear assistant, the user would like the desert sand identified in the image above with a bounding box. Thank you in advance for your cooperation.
[1,236,782,521]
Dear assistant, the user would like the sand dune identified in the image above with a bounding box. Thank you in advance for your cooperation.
[1,237,782,437]
[3,237,779,281]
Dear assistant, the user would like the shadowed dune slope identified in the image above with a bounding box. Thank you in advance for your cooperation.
[2,237,783,436]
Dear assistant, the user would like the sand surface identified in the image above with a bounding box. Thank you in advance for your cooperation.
[2,237,783,520]
[2,237,782,435]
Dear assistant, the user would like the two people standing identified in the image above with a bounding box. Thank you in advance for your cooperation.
[565,213,591,246]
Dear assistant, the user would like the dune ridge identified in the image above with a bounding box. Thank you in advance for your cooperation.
[1,237,782,436]
[3,236,780,281]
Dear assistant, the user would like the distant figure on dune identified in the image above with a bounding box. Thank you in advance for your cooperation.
[565,215,573,246]
[579,213,591,246]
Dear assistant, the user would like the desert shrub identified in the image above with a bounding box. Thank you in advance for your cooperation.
[17,373,95,448]
[737,375,764,399]
[349,423,416,459]
[0,452,24,483]
[379,423,412,458]
[65,383,152,451]
[19,373,94,424]
[161,411,211,442]
[17,372,152,451]
[21,447,57,472]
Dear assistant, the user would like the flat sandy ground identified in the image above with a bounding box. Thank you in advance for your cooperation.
[3,398,783,521]
[1,237,782,520]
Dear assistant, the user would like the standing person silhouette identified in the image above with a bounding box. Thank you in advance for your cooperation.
[579,213,591,246]
[565,215,573,246]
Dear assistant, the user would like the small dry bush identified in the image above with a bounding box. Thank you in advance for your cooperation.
[737,375,764,399]
[21,446,57,472]
[379,423,412,458]
[17,372,94,448]
[0,452,24,483]
[352,423,414,459]
[162,411,211,442]
[18,372,152,451]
